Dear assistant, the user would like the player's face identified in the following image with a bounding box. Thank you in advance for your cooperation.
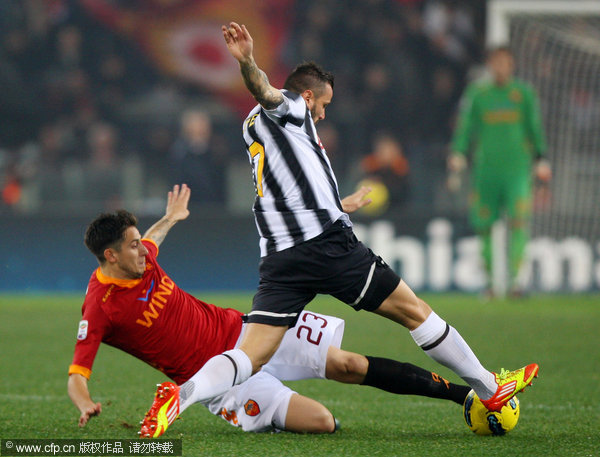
[489,51,514,86]
[307,84,333,125]
[111,226,149,279]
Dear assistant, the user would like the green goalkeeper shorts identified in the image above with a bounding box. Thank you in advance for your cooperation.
[469,168,532,231]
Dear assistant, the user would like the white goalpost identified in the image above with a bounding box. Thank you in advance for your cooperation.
[487,0,600,293]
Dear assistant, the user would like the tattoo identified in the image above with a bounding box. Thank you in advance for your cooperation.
[143,217,174,247]
[240,59,283,110]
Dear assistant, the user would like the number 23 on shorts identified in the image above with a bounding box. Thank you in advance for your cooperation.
[296,312,327,346]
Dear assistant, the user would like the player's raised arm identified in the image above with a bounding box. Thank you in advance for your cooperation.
[143,184,191,247]
[222,22,283,110]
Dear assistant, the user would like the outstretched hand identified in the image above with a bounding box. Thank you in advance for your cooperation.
[165,184,191,222]
[141,184,191,247]
[78,402,102,427]
[341,186,373,213]
[222,22,253,63]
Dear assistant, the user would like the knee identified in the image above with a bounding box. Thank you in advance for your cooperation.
[337,352,367,378]
[311,409,336,434]
[326,348,368,383]
[510,218,527,229]
[375,283,432,329]
[285,394,336,434]
[250,357,270,374]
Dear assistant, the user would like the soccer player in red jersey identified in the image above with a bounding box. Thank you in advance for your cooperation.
[68,184,471,435]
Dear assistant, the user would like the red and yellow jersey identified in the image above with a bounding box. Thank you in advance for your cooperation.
[69,239,243,385]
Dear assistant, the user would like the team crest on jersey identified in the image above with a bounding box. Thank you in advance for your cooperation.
[244,399,261,417]
[509,89,522,103]
[77,320,88,340]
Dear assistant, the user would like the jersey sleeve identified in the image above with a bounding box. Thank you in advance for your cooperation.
[264,90,306,125]
[451,84,479,155]
[523,84,547,158]
[68,299,111,379]
[142,238,159,259]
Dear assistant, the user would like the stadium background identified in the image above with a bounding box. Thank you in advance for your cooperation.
[1,3,599,456]
[0,0,597,293]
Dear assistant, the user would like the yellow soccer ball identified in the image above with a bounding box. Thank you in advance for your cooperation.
[358,179,389,216]
[463,389,520,436]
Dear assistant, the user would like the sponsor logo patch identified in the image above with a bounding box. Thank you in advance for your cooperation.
[244,399,260,417]
[510,88,522,103]
[77,320,88,340]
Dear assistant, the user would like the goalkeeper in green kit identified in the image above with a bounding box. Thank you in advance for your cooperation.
[448,47,552,297]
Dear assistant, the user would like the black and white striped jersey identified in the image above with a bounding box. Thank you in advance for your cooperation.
[242,90,351,257]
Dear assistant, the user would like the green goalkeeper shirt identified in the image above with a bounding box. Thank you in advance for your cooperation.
[451,78,547,172]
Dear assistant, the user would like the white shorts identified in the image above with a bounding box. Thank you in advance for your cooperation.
[202,371,294,432]
[261,310,345,381]
[202,311,344,432]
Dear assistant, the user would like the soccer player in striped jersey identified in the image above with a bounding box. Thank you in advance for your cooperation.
[173,22,541,417]
[68,184,472,436]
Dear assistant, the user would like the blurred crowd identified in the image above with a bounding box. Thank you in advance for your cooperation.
[0,0,484,216]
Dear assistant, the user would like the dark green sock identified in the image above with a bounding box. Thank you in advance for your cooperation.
[509,224,528,283]
[480,230,492,284]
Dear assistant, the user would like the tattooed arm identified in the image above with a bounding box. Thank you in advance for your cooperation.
[222,22,283,110]
[143,184,191,247]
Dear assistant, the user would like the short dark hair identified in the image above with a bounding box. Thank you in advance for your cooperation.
[283,62,334,96]
[84,210,138,263]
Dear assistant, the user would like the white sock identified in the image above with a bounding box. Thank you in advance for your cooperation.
[410,311,497,399]
[178,349,253,412]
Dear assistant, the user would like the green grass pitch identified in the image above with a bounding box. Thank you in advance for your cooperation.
[1,293,599,456]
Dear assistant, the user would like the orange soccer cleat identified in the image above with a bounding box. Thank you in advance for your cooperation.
[139,382,180,438]
[480,363,539,412]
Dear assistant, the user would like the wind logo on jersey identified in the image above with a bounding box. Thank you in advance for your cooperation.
[244,399,261,417]
[135,275,175,328]
[77,320,88,340]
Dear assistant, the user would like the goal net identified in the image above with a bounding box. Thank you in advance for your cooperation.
[487,1,600,291]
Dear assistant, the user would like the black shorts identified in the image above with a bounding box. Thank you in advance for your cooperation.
[249,220,401,327]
